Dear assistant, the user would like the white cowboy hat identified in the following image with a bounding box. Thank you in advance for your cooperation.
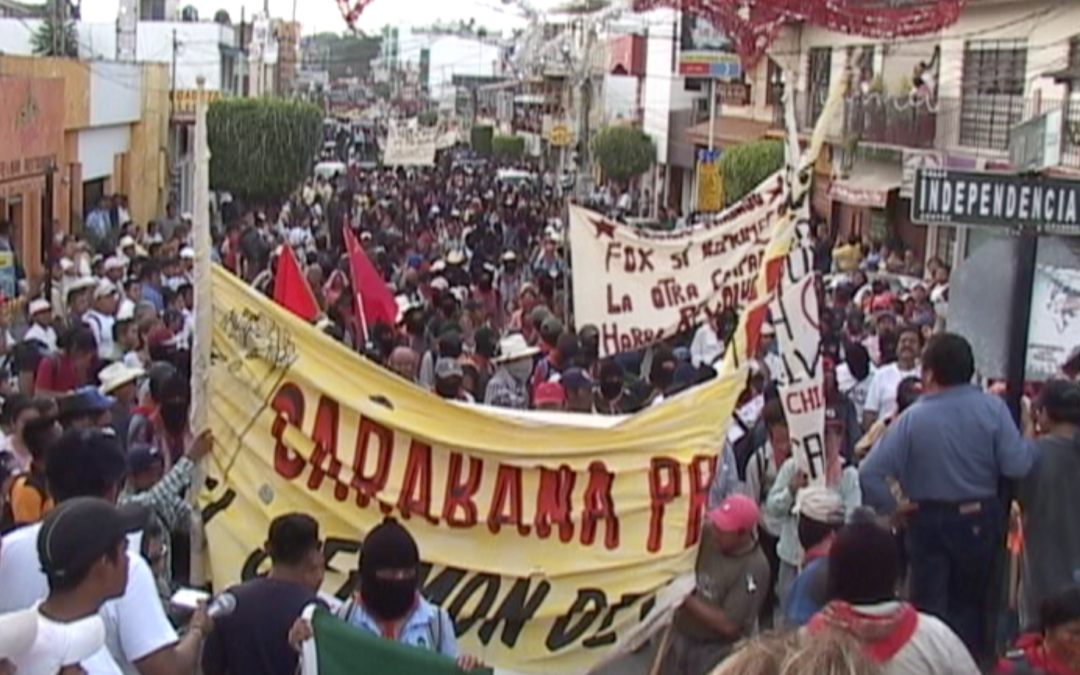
[98,362,146,395]
[495,334,540,363]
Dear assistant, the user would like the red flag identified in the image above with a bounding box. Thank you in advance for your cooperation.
[343,226,398,339]
[273,245,320,322]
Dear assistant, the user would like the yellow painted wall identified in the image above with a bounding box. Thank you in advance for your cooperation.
[0,55,89,130]
[126,63,170,228]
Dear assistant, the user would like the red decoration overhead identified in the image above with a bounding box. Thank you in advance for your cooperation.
[336,0,376,30]
[634,0,966,66]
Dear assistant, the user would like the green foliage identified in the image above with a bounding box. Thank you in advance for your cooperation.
[471,126,494,158]
[31,8,78,58]
[492,135,525,160]
[305,32,382,81]
[591,126,655,186]
[718,139,784,204]
[207,98,323,203]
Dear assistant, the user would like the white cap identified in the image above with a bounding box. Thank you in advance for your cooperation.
[792,486,845,524]
[119,235,136,248]
[93,279,120,300]
[181,212,193,221]
[180,246,195,259]
[104,256,125,271]
[116,302,136,321]
[66,276,97,297]
[28,298,51,316]
[430,277,450,292]
[429,260,447,274]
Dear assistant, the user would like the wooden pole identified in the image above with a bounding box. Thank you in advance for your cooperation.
[188,75,212,588]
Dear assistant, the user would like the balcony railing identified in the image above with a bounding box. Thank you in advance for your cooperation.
[775,90,1080,170]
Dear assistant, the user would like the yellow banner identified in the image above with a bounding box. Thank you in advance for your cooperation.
[203,267,752,674]
[696,160,723,213]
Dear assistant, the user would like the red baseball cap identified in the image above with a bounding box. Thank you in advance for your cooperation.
[534,381,565,406]
[708,494,760,533]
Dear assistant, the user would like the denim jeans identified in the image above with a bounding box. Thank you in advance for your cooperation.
[906,498,1003,662]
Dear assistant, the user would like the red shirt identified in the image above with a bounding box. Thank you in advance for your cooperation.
[34,353,86,394]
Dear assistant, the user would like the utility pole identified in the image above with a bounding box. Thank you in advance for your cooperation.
[575,21,594,203]
[169,29,179,206]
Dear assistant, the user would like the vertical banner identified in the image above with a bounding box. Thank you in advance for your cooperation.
[696,149,724,213]
[770,77,826,485]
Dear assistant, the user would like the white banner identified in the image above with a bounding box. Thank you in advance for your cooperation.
[771,117,826,485]
[568,172,787,357]
[383,124,438,166]
[435,121,461,150]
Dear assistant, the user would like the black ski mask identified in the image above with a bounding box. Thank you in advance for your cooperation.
[359,518,421,622]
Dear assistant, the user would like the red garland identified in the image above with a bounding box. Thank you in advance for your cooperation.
[335,0,376,30]
[634,0,966,66]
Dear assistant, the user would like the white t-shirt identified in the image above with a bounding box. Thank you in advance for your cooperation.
[84,310,117,360]
[837,362,875,418]
[23,324,58,353]
[0,523,178,674]
[864,362,921,421]
[690,323,724,369]
[850,603,980,675]
[12,610,123,675]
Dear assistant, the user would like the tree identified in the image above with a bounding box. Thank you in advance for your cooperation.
[207,98,323,204]
[492,135,525,160]
[305,32,382,81]
[213,9,232,24]
[591,126,655,187]
[30,4,78,58]
[717,139,784,204]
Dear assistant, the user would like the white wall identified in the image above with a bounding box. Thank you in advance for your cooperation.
[89,61,142,126]
[0,18,36,54]
[603,74,638,122]
[642,9,673,161]
[78,125,131,180]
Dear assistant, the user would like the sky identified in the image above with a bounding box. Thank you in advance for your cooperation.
[82,0,547,36]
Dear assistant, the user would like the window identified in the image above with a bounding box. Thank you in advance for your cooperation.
[959,40,1027,150]
[766,58,783,106]
[808,48,832,128]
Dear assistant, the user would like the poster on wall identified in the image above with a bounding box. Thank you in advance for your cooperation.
[1027,264,1080,380]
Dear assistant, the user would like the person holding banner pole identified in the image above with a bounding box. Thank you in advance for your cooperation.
[766,416,861,623]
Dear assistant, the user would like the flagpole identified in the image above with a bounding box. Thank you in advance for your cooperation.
[187,75,212,588]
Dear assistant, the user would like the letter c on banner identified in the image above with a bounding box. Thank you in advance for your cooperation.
[271,383,306,479]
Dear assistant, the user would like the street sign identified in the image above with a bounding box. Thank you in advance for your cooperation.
[549,125,573,147]
[911,168,1080,234]
[1010,110,1063,173]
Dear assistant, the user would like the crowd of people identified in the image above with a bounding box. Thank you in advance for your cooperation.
[0,149,1077,675]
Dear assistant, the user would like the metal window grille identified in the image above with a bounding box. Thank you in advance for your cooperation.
[959,39,1027,150]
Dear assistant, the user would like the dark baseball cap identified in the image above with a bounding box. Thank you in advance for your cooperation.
[561,368,594,392]
[38,497,148,581]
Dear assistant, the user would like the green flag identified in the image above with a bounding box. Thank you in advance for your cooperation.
[302,607,494,675]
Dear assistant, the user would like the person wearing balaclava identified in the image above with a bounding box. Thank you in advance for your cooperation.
[594,360,631,415]
[485,334,539,410]
[288,519,481,670]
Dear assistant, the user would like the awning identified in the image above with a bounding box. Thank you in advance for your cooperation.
[828,164,903,208]
[685,117,772,149]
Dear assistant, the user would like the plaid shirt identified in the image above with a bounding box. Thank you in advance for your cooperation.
[122,456,195,531]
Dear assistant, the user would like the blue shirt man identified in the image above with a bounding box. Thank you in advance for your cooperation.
[858,333,1034,662]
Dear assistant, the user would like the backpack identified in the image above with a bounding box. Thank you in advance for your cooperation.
[1,471,49,534]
